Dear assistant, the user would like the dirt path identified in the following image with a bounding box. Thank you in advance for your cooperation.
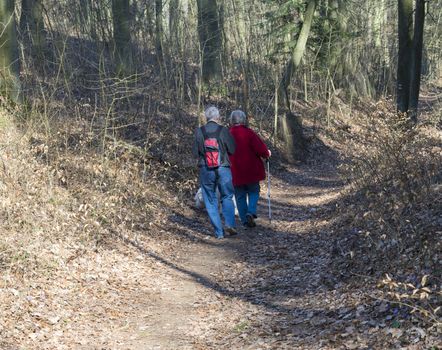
[114,238,239,349]
[96,162,437,349]
[109,162,348,349]
[16,159,434,350]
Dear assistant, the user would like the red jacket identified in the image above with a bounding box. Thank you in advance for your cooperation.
[229,125,270,187]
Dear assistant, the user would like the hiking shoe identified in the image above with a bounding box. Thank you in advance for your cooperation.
[225,227,238,236]
[246,213,256,228]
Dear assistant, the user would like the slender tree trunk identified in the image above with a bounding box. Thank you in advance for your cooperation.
[79,0,88,32]
[397,0,413,113]
[273,69,278,145]
[409,0,425,122]
[112,0,132,75]
[326,0,346,85]
[155,0,163,61]
[169,0,180,51]
[0,0,21,102]
[196,0,222,83]
[78,0,92,38]
[169,0,178,37]
[281,0,317,111]
[276,0,316,163]
[19,0,45,52]
[218,0,227,75]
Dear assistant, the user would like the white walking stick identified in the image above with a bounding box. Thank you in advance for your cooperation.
[266,159,272,222]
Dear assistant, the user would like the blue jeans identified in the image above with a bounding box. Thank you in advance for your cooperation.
[199,166,236,238]
[234,182,260,225]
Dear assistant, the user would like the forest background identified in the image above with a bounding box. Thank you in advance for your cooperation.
[0,0,441,348]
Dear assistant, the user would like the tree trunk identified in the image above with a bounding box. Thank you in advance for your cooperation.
[155,0,163,61]
[0,0,21,102]
[409,0,425,122]
[19,0,45,56]
[326,0,346,86]
[396,0,413,113]
[112,0,132,75]
[196,0,222,83]
[78,0,93,38]
[218,0,227,75]
[279,113,307,163]
[281,0,317,111]
[169,0,180,51]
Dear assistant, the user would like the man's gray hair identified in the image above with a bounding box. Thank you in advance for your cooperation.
[205,106,220,121]
[230,110,247,125]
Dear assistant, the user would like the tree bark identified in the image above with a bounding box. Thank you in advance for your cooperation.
[396,0,413,113]
[196,0,222,83]
[155,0,163,61]
[19,0,45,50]
[169,0,180,50]
[279,112,307,163]
[326,0,346,86]
[112,0,132,75]
[409,0,425,122]
[0,0,21,102]
[281,0,317,111]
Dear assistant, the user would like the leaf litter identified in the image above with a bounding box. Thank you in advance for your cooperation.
[0,103,440,349]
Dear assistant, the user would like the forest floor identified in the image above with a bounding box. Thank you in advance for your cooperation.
[46,160,436,349]
[111,161,348,350]
[0,109,439,349]
[101,161,439,350]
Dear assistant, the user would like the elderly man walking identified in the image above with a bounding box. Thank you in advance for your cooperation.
[193,106,237,239]
[229,110,271,228]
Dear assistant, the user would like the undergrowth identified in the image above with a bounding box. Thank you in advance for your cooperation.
[331,101,441,326]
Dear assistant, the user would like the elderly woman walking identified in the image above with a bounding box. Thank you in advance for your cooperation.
[229,110,271,228]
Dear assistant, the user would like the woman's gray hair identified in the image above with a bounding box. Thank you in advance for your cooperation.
[205,106,220,121]
[230,110,247,125]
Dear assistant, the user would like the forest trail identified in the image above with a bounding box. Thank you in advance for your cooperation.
[112,161,351,349]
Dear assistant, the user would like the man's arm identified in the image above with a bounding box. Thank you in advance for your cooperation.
[192,128,202,158]
[222,128,236,155]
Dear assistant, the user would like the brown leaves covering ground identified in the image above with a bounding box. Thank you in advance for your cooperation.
[0,105,440,349]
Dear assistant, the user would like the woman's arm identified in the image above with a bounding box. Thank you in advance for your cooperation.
[250,130,270,158]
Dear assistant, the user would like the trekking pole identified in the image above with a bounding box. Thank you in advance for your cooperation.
[266,159,272,223]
